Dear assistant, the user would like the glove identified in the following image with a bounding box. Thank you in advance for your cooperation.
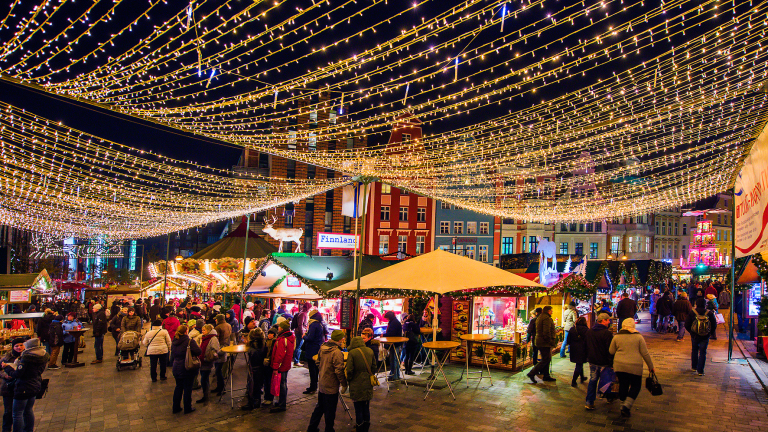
[341,386,348,394]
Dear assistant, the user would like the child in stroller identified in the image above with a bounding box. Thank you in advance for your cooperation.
[117,330,143,369]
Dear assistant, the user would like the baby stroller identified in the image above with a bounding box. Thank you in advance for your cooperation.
[116,331,143,371]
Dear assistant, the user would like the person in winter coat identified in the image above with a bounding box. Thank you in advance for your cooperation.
[383,310,403,381]
[307,330,348,432]
[162,312,181,340]
[225,309,241,335]
[242,302,256,323]
[47,315,65,369]
[109,309,126,357]
[187,320,202,346]
[170,325,201,414]
[149,298,162,323]
[35,310,54,353]
[142,320,172,382]
[685,297,717,376]
[527,306,557,383]
[269,320,295,413]
[585,313,614,410]
[231,297,242,324]
[121,307,143,334]
[560,302,579,357]
[197,325,223,404]
[649,289,661,331]
[91,304,108,364]
[291,303,310,366]
[567,316,589,387]
[357,313,375,336]
[259,310,272,333]
[61,312,82,365]
[672,291,693,342]
[2,339,49,432]
[0,338,25,432]
[527,308,542,366]
[211,314,233,396]
[346,336,375,432]
[656,292,673,333]
[609,319,654,417]
[402,314,420,375]
[705,294,720,340]
[360,328,380,370]
[615,293,637,331]
[303,310,327,393]
[240,329,268,410]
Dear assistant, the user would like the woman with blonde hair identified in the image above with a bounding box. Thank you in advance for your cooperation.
[609,318,654,417]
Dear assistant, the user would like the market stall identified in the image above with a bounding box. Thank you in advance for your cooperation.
[0,270,55,314]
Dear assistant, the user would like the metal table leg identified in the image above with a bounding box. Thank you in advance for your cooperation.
[424,349,455,400]
[339,393,353,420]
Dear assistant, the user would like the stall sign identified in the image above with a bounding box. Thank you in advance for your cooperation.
[8,290,30,303]
[339,297,354,329]
[317,232,359,250]
[744,282,763,318]
[286,277,301,287]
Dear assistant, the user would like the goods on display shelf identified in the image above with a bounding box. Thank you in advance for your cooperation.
[318,298,404,334]
[472,296,529,344]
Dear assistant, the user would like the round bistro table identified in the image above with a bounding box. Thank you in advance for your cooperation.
[64,329,89,368]
[421,341,460,400]
[221,344,248,409]
[459,334,494,387]
[376,336,409,390]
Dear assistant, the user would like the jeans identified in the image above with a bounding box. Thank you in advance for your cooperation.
[616,371,642,409]
[650,314,658,330]
[353,400,370,425]
[112,333,120,356]
[571,362,585,384]
[200,369,211,399]
[214,362,225,392]
[559,330,570,357]
[11,397,35,432]
[94,336,104,360]
[307,358,319,390]
[691,337,709,374]
[173,372,196,412]
[62,342,75,364]
[293,338,304,363]
[657,315,668,333]
[307,392,338,432]
[149,354,167,381]
[676,320,686,340]
[404,340,418,373]
[276,370,288,407]
[3,395,12,432]
[41,341,50,355]
[388,344,401,379]
[527,347,552,379]
[530,344,539,365]
[586,364,609,404]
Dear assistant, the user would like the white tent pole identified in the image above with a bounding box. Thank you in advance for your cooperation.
[432,293,439,365]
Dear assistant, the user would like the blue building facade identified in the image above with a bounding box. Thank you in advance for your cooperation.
[434,201,496,264]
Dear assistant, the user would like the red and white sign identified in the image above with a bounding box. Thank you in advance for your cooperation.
[316,232,359,250]
[9,290,30,303]
[735,123,768,257]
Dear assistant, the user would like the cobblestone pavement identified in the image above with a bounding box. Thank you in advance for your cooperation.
[27,313,768,432]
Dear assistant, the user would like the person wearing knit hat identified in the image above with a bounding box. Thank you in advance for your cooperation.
[269,317,295,413]
[306,328,347,431]
[2,337,49,432]
[302,309,326,394]
[212,312,234,396]
[0,333,26,429]
[609,318,654,417]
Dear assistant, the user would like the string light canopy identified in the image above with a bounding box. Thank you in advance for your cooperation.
[0,0,766,223]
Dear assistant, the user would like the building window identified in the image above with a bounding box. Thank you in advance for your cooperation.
[329,111,337,124]
[578,224,584,232]
[569,223,577,232]
[674,223,678,236]
[661,222,666,235]
[654,244,659,258]
[655,221,659,235]
[346,137,354,150]
[398,235,408,252]
[590,242,599,259]
[611,236,621,255]
[310,110,318,123]
[724,214,728,225]
[467,222,477,235]
[466,245,475,260]
[416,236,425,254]
[380,206,390,221]
[502,237,514,255]
[561,223,568,232]
[399,207,408,221]
[379,236,389,255]
[440,221,450,234]
[381,184,391,194]
[628,236,635,253]
[417,208,426,222]
[402,133,411,145]
[682,245,687,259]
[479,245,488,262]
[522,236,527,253]
[308,133,317,151]
[559,242,569,255]
[682,223,687,235]
[529,236,539,253]
[674,244,678,258]
[454,222,463,234]
[717,230,721,241]
[717,214,721,224]
[479,222,489,235]
[441,202,450,209]
[586,223,593,232]
[288,131,297,149]
[575,243,584,255]
[645,237,650,253]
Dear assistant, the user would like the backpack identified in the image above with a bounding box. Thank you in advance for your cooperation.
[692,311,711,337]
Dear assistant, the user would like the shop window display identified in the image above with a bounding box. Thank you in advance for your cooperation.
[471,296,528,343]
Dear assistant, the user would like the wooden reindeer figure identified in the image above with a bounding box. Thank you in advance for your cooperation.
[262,215,304,253]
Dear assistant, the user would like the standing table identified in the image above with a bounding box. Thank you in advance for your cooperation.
[376,336,409,390]
[417,327,440,373]
[421,341,460,400]
[221,344,249,409]
[458,334,493,387]
[64,328,89,368]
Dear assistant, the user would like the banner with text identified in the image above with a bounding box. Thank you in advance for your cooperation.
[317,232,360,250]
[735,124,768,257]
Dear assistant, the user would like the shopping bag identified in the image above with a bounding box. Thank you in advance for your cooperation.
[271,371,281,398]
[598,367,618,397]
[645,372,663,396]
[715,313,726,325]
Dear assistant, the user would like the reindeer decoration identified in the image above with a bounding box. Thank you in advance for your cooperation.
[263,215,304,253]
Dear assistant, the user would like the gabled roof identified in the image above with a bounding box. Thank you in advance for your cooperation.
[0,270,53,291]
[190,220,277,260]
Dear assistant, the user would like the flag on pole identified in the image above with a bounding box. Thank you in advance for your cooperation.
[341,182,370,217]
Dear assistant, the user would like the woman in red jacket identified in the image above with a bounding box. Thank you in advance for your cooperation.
[269,321,295,413]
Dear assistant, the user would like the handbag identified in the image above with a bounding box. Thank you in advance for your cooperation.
[35,378,49,399]
[714,313,725,325]
[271,371,281,397]
[354,348,379,387]
[597,367,618,397]
[645,372,663,396]
[185,340,200,370]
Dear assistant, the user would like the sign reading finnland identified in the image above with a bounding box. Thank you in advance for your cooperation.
[735,124,768,258]
[316,232,359,250]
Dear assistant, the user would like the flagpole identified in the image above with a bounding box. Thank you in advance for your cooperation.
[240,214,250,296]
[353,180,370,337]
[728,186,736,361]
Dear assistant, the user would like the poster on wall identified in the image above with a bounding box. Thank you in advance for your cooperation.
[735,124,768,258]
[9,290,30,303]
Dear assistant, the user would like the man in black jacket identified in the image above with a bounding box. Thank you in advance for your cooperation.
[685,297,717,376]
[526,306,556,383]
[527,308,542,366]
[91,304,108,364]
[47,315,65,370]
[585,313,614,410]
[615,293,636,331]
[149,298,162,323]
[35,309,54,354]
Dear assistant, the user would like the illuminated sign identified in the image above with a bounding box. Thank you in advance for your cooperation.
[30,234,124,259]
[316,232,359,250]
[9,291,30,303]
